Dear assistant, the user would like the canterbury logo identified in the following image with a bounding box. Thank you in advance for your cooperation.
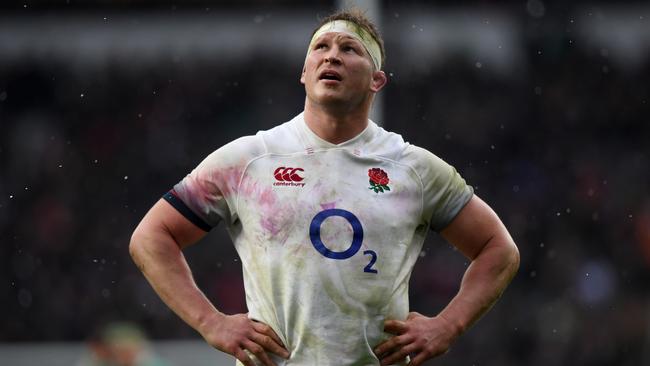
[273,167,306,187]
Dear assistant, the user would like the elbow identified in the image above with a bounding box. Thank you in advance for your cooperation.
[507,240,521,277]
[129,223,181,272]
[129,229,140,261]
[129,228,145,267]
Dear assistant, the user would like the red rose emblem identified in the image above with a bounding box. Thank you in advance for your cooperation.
[368,168,390,193]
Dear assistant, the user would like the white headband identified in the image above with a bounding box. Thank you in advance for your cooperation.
[307,20,382,70]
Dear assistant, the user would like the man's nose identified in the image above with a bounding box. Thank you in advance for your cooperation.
[324,47,342,64]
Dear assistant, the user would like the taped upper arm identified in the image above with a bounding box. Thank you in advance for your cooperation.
[135,198,209,249]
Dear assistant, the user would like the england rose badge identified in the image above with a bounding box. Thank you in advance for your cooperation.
[368,168,390,194]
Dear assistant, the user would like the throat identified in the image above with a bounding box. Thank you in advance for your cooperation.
[304,113,368,145]
[303,95,373,144]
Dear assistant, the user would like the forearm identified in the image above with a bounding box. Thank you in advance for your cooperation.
[438,236,519,337]
[129,229,223,334]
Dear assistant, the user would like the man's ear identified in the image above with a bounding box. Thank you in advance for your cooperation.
[300,66,306,85]
[370,70,387,92]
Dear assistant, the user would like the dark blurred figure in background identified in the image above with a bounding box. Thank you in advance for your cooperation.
[77,322,169,366]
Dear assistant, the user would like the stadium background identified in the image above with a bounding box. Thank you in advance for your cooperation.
[1,0,649,365]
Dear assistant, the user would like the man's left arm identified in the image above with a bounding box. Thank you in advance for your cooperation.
[375,195,520,365]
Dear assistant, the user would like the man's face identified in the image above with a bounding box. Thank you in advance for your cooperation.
[300,32,385,108]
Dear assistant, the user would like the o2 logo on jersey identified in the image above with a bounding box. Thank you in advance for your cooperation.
[309,209,378,274]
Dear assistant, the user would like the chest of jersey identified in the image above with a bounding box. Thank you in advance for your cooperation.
[234,149,424,284]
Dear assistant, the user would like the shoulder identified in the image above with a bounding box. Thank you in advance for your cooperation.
[193,115,303,175]
[401,144,447,170]
[198,134,267,170]
[398,143,467,188]
[364,124,408,160]
[256,115,305,154]
[363,127,456,178]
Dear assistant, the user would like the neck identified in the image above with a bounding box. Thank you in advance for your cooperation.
[303,98,372,145]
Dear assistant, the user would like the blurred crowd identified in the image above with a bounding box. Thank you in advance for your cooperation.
[77,322,169,366]
[1,5,650,366]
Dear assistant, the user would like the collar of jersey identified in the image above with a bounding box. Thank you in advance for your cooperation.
[296,112,377,150]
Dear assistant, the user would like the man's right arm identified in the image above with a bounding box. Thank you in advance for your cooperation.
[129,198,289,366]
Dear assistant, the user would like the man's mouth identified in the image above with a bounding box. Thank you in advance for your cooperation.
[318,70,342,81]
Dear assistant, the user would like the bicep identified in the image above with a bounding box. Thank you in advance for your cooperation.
[439,195,511,260]
[134,198,208,249]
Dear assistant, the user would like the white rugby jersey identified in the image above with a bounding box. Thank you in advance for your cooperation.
[164,113,473,366]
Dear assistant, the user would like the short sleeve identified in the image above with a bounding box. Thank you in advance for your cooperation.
[404,146,474,232]
[163,135,265,231]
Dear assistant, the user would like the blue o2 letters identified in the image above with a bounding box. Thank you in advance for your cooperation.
[309,209,378,273]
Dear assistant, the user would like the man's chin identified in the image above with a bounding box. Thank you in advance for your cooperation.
[312,92,348,106]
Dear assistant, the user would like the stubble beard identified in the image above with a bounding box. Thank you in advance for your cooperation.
[309,82,368,114]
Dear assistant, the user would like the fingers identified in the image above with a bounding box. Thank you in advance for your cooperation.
[407,351,429,366]
[242,339,277,366]
[383,319,407,335]
[233,348,255,366]
[374,334,412,359]
[376,319,408,357]
[250,332,290,359]
[379,343,417,366]
[252,321,287,349]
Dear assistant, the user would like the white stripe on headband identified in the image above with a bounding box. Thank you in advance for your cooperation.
[307,20,382,70]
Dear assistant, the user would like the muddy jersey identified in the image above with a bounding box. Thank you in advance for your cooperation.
[164,113,473,366]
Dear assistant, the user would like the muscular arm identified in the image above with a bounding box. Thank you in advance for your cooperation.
[436,194,520,335]
[129,199,289,366]
[129,199,215,333]
[375,195,519,365]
